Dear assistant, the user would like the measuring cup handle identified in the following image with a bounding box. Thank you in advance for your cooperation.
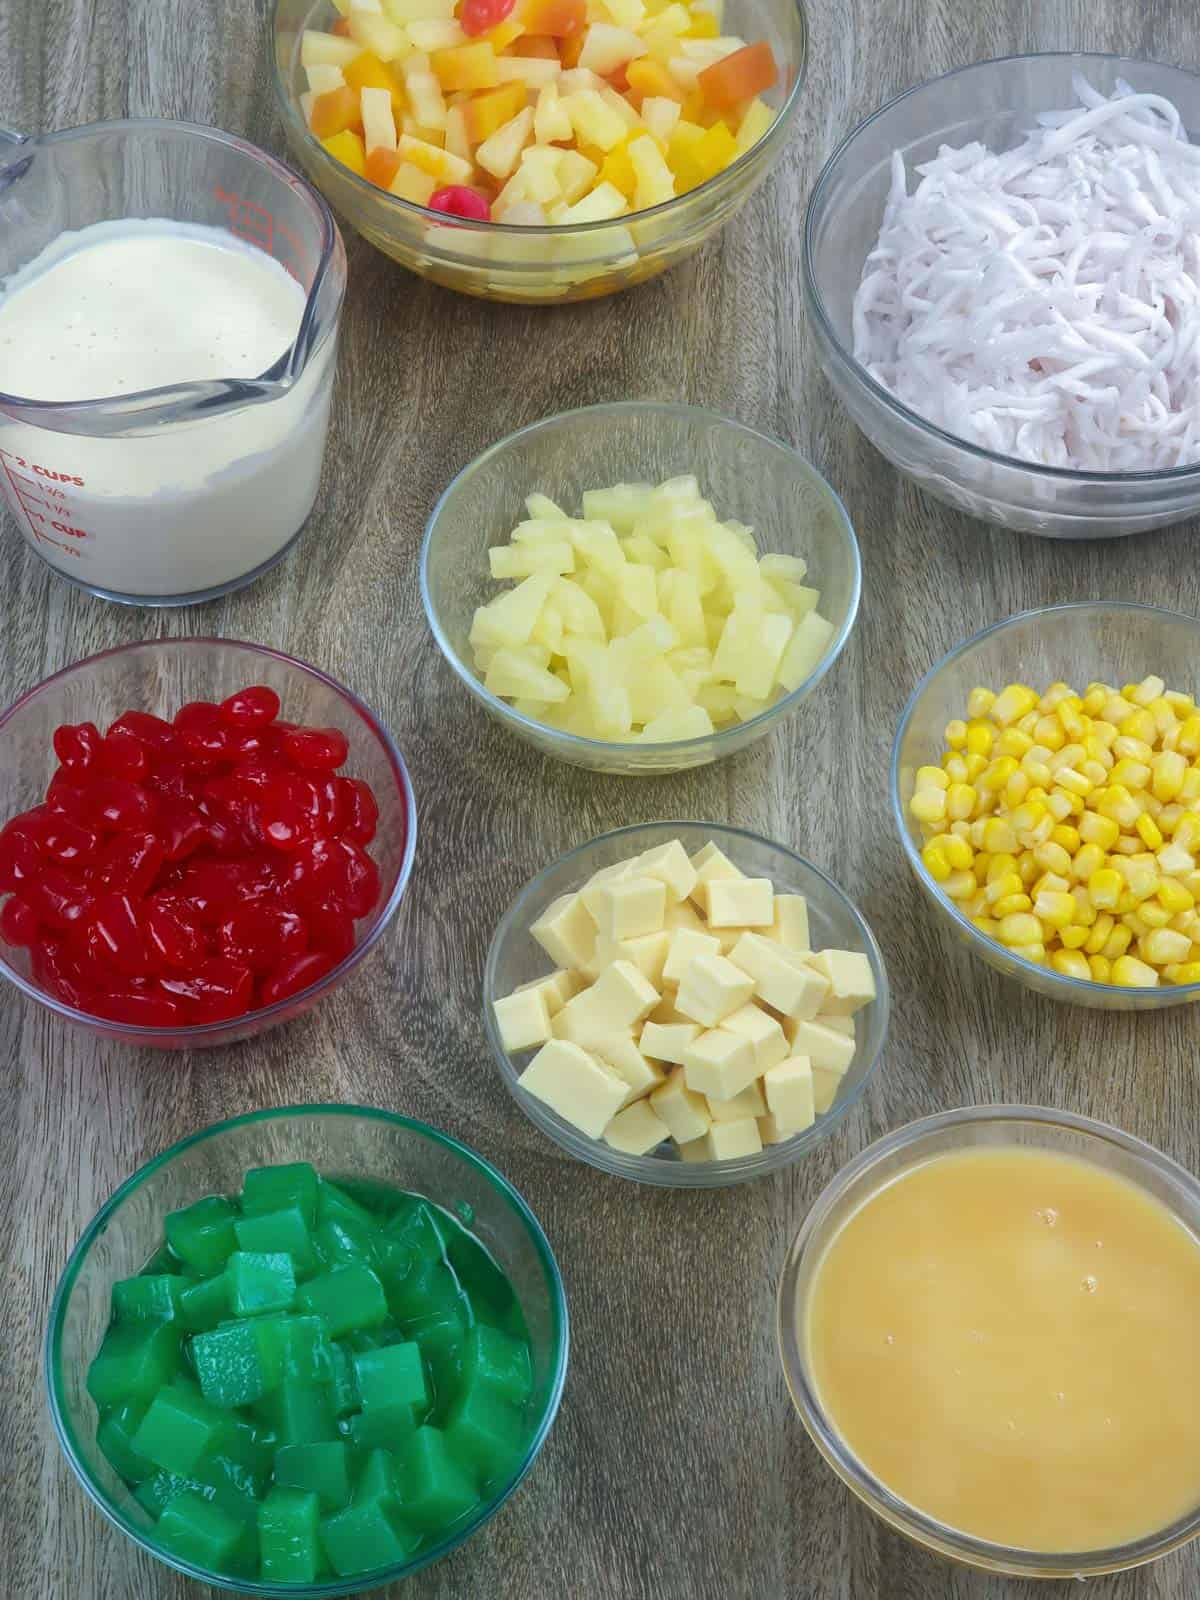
[0,124,28,151]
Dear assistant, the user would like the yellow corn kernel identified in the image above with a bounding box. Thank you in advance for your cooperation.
[997,912,1042,945]
[1018,854,1039,886]
[1048,766,1090,799]
[1176,813,1200,851]
[1046,790,1076,823]
[1051,824,1081,855]
[1177,716,1200,756]
[1034,890,1075,929]
[1148,749,1186,800]
[1135,812,1164,850]
[945,782,977,822]
[1072,842,1106,881]
[1103,696,1135,725]
[1181,769,1200,804]
[943,836,974,872]
[1082,686,1108,716]
[1142,927,1191,965]
[944,718,968,750]
[1130,674,1166,707]
[997,728,1033,759]
[972,915,1000,938]
[1110,953,1159,987]
[1119,709,1157,745]
[1039,681,1072,710]
[979,756,1018,792]
[921,844,951,882]
[962,753,988,783]
[1057,699,1085,738]
[1088,954,1112,983]
[982,818,1018,854]
[1097,785,1142,829]
[1033,871,1070,895]
[1125,861,1159,902]
[964,721,994,757]
[1018,943,1047,965]
[1051,949,1091,980]
[991,684,1039,726]
[1158,878,1195,914]
[943,870,977,901]
[1102,924,1133,960]
[1111,836,1143,856]
[1033,841,1072,877]
[993,892,1033,918]
[1081,759,1110,786]
[1137,901,1171,929]
[1159,804,1185,835]
[965,687,995,719]
[1088,868,1122,910]
[910,788,947,825]
[1032,716,1066,752]
[1166,960,1200,984]
[985,871,1022,904]
[1109,757,1150,790]
[1010,800,1047,835]
[1085,913,1115,954]
[1070,887,1097,927]
[1060,923,1091,949]
[1004,772,1031,809]
[916,765,949,791]
[941,755,966,784]
[987,853,1016,882]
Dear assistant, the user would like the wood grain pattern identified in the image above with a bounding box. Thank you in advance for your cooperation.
[3,0,1200,1595]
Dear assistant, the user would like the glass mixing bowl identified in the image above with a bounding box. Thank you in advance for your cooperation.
[271,0,807,303]
[0,639,417,1047]
[890,601,1200,1011]
[777,1105,1200,1577]
[421,402,861,775]
[805,52,1200,538]
[484,821,889,1186]
[47,1104,569,1596]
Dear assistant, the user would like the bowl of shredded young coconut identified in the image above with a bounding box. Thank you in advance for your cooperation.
[805,53,1200,538]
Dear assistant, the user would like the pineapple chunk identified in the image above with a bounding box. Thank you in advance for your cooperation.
[471,573,556,648]
[628,133,675,208]
[557,179,629,222]
[408,18,468,48]
[476,107,536,178]
[306,63,347,94]
[444,104,471,162]
[361,86,398,152]
[382,0,456,16]
[516,145,565,204]
[534,81,573,143]
[485,650,571,702]
[778,611,836,692]
[347,10,410,61]
[301,30,364,68]
[555,148,599,203]
[578,23,649,75]
[489,540,574,579]
[400,53,448,129]
[563,89,629,151]
[496,56,563,87]
[641,95,681,143]
[735,96,775,155]
[397,132,472,182]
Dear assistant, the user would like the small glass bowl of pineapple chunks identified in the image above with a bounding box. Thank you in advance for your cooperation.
[421,402,861,774]
[271,0,807,301]
[484,821,889,1187]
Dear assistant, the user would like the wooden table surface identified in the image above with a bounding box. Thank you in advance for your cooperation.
[3,0,1200,1596]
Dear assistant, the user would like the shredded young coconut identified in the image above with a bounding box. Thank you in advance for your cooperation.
[852,76,1200,471]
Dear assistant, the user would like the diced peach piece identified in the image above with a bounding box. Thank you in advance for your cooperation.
[345,50,406,115]
[311,84,363,139]
[520,0,586,37]
[462,80,528,144]
[626,56,685,103]
[320,128,367,175]
[331,16,352,36]
[597,138,637,200]
[431,41,501,90]
[365,146,403,188]
[513,32,560,56]
[697,40,776,110]
[485,17,526,50]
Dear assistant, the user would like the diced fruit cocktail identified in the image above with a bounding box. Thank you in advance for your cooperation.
[299,0,780,224]
[87,1162,536,1584]
[0,687,385,1027]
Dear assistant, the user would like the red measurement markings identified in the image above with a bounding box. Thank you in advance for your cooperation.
[0,451,85,556]
[214,185,274,254]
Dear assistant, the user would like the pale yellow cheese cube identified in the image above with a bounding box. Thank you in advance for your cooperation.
[638,1020,700,1064]
[595,930,670,987]
[603,1099,670,1156]
[662,926,722,984]
[769,893,810,952]
[763,1055,815,1135]
[706,1080,766,1122]
[664,898,705,933]
[583,856,641,891]
[677,1136,711,1163]
[721,1001,788,1072]
[819,1015,856,1038]
[687,842,744,912]
[784,1018,856,1075]
[518,1040,628,1138]
[560,959,659,1031]
[806,949,876,1016]
[493,987,553,1053]
[676,953,756,1028]
[591,1033,665,1106]
[530,892,596,970]
[706,877,774,929]
[812,1060,848,1114]
[728,933,829,1019]
[582,875,667,940]
[703,1117,763,1160]
[681,1027,759,1101]
[650,1065,711,1143]
[758,1112,791,1145]
[635,839,697,903]
[512,969,576,1016]
[648,985,691,1025]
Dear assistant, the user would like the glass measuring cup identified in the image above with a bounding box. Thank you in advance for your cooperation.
[0,119,346,605]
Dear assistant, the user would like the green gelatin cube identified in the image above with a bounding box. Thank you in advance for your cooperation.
[316,1177,376,1233]
[353,1342,428,1417]
[242,1162,319,1228]
[87,1320,180,1410]
[234,1206,319,1279]
[314,1217,376,1271]
[320,1498,417,1577]
[259,1486,322,1584]
[279,1315,334,1384]
[193,1449,267,1516]
[178,1272,230,1333]
[165,1197,238,1277]
[136,1471,207,1519]
[394,1425,478,1530]
[346,1400,417,1452]
[192,1323,274,1409]
[97,1402,154,1485]
[442,1386,522,1484]
[255,1379,337,1445]
[157,1490,253,1574]
[464,1324,532,1407]
[112,1274,184,1324]
[132,1383,228,1477]
[274,1441,353,1512]
[353,1447,398,1508]
[227,1251,296,1316]
[328,1341,360,1417]
[298,1263,388,1339]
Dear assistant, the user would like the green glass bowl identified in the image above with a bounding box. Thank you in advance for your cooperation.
[45,1105,569,1596]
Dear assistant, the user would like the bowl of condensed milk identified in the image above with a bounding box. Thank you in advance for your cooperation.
[778,1105,1200,1576]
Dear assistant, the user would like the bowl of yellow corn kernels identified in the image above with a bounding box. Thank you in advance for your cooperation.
[891,602,1200,1010]
[270,0,807,302]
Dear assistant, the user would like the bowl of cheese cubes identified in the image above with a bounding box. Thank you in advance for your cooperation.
[271,0,807,301]
[484,822,889,1185]
[421,402,861,774]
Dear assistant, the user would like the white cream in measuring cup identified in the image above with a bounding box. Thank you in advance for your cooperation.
[0,218,335,600]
